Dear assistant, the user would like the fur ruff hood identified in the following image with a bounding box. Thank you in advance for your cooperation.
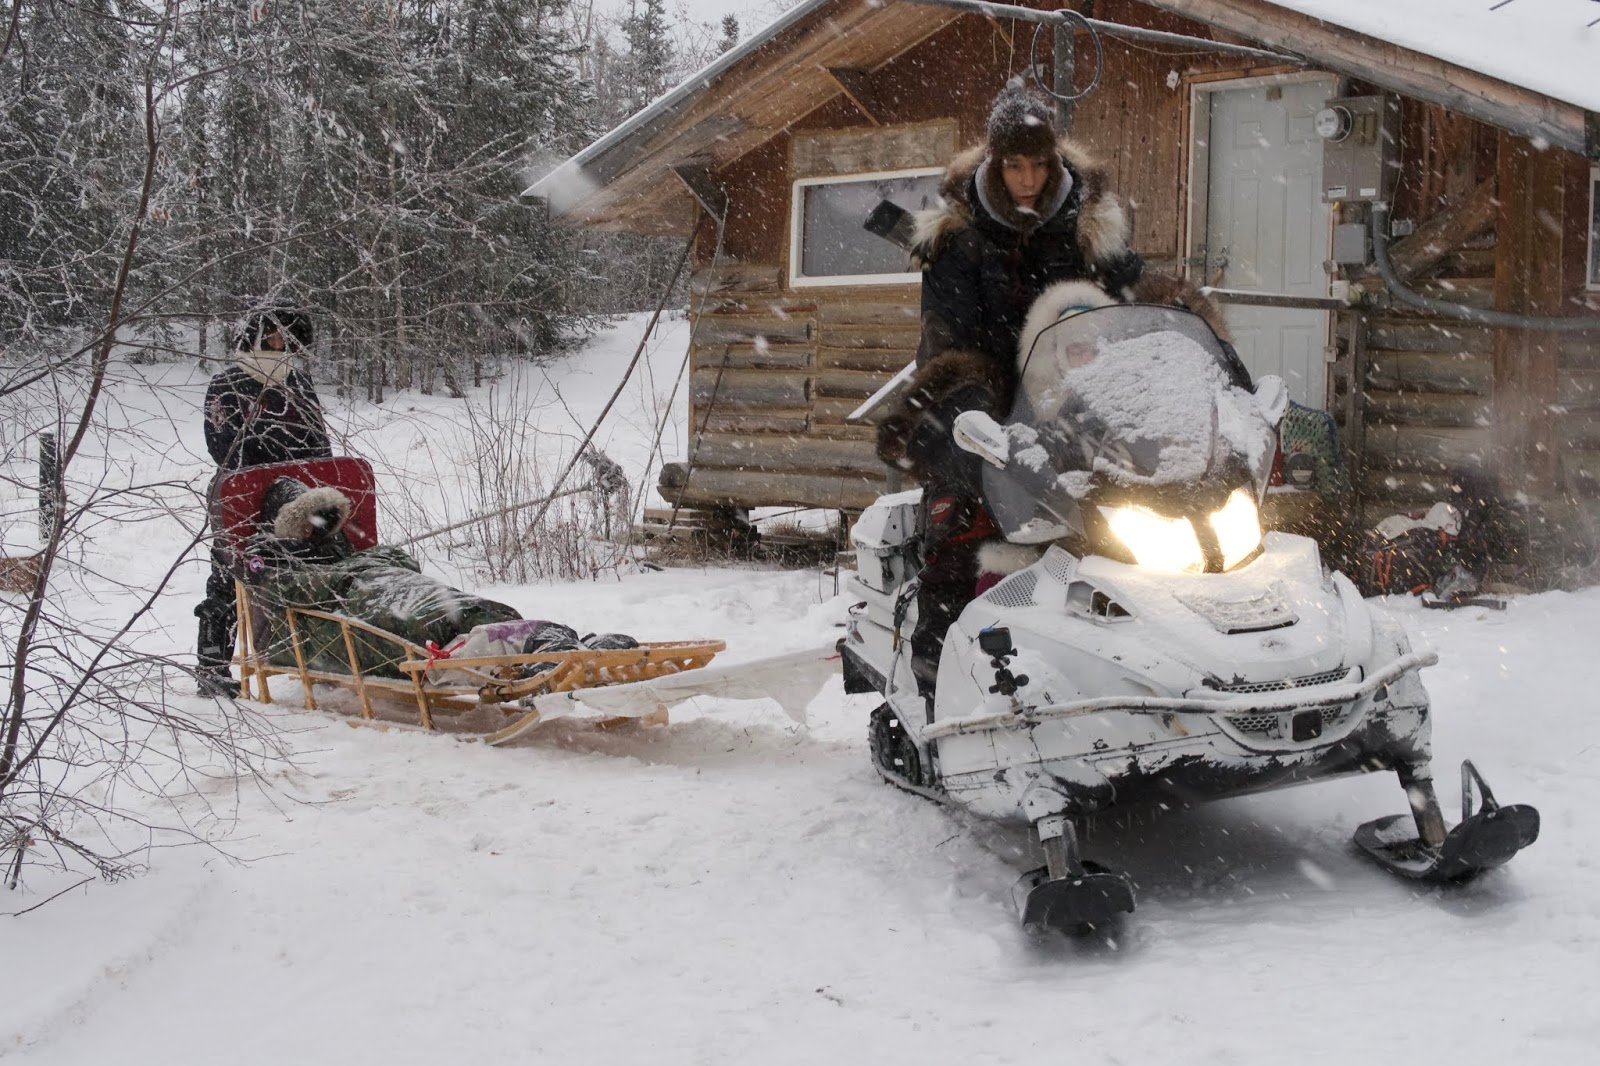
[1013,274,1243,409]
[912,137,1131,269]
[271,485,353,542]
[976,541,1044,578]
[1016,280,1116,388]
[875,349,1010,479]
[1017,275,1232,373]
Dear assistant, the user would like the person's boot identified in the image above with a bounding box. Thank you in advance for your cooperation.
[195,598,236,698]
[195,665,236,699]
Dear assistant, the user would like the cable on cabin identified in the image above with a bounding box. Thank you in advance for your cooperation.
[1028,8,1104,103]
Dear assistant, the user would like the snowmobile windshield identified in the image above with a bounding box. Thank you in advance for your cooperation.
[983,304,1279,555]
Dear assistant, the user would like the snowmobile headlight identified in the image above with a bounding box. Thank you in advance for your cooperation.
[1208,489,1263,570]
[1100,504,1205,574]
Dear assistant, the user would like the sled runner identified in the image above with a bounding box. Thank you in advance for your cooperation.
[210,458,727,741]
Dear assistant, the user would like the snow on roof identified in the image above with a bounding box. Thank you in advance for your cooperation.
[1269,0,1600,114]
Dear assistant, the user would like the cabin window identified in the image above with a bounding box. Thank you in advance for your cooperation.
[1589,165,1600,290]
[789,167,942,286]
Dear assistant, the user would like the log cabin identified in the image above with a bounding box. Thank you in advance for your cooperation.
[527,0,1600,576]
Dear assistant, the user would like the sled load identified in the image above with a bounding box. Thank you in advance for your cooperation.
[842,300,1539,935]
[209,457,734,744]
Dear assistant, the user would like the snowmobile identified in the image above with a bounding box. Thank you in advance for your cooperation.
[841,299,1539,934]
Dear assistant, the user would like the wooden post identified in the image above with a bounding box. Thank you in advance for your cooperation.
[38,432,60,539]
[1053,15,1076,133]
[1492,133,1564,494]
[234,580,264,702]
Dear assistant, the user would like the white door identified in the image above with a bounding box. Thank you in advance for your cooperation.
[1201,79,1333,408]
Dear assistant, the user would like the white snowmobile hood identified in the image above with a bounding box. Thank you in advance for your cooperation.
[1064,535,1372,687]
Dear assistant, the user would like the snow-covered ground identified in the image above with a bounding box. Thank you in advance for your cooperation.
[3,317,1598,1064]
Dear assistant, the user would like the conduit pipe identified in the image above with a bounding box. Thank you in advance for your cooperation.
[1370,202,1600,333]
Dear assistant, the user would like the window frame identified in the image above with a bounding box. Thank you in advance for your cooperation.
[1588,164,1600,291]
[787,165,944,288]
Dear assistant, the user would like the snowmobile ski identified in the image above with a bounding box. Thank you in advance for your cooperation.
[1355,760,1539,882]
[1014,863,1136,935]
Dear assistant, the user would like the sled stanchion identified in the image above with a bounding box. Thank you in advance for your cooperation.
[411,668,434,732]
[235,580,270,703]
[339,620,375,721]
[285,609,317,711]
[232,580,251,700]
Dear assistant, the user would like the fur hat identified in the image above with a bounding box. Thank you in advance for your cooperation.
[1129,272,1231,342]
[236,306,314,353]
[260,477,351,542]
[986,81,1058,161]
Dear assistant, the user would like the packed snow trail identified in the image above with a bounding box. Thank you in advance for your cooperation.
[2,317,1597,1064]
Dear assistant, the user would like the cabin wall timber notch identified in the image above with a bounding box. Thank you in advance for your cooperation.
[532,0,1600,572]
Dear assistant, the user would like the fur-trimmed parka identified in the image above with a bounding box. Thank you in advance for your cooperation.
[204,364,332,470]
[876,350,1010,498]
[880,136,1141,499]
[911,136,1144,383]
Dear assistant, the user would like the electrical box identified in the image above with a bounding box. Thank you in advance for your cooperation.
[1332,223,1369,265]
[1317,95,1400,203]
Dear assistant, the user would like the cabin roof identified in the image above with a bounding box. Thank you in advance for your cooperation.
[526,0,1598,235]
[1262,0,1600,114]
[523,0,966,235]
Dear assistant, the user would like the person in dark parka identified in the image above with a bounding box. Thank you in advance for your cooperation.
[195,306,332,697]
[877,82,1144,700]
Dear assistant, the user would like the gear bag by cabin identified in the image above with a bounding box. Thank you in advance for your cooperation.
[1356,500,1494,599]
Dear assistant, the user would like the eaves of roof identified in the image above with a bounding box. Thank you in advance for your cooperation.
[522,0,836,213]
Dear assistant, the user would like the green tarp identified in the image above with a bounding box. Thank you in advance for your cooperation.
[250,544,520,678]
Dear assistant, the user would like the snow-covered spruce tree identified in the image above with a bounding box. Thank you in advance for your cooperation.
[231,0,601,401]
[619,0,672,116]
[416,0,601,374]
[1,1,285,904]
[0,0,143,354]
[559,0,704,315]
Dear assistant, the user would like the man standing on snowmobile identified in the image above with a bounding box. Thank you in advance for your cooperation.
[876,81,1143,701]
[194,305,332,697]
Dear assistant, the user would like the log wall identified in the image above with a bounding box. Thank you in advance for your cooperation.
[1343,105,1600,537]
[670,6,1239,511]
[664,0,1600,546]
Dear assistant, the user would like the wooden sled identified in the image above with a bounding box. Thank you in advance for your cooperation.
[213,458,725,742]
